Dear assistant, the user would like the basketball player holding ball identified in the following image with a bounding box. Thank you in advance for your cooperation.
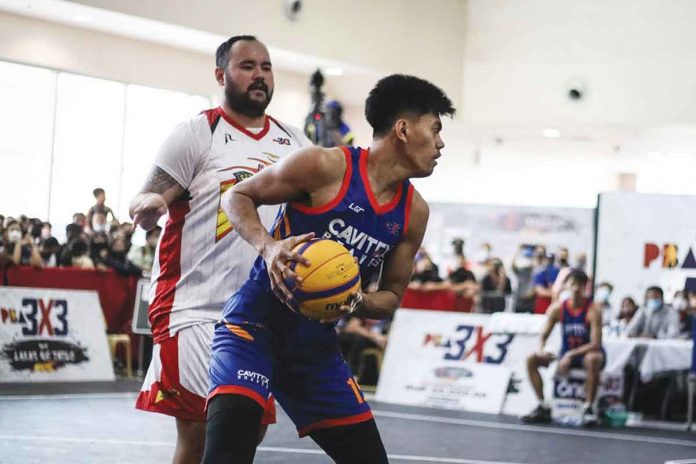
[204,74,455,463]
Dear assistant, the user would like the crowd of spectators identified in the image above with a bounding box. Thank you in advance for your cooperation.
[0,188,160,278]
[409,238,696,340]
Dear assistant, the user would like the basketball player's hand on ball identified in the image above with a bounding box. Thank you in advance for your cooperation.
[132,193,168,231]
[319,292,364,324]
[263,232,315,302]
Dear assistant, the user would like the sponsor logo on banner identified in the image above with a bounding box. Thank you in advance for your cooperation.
[423,325,515,365]
[0,287,114,382]
[0,297,89,373]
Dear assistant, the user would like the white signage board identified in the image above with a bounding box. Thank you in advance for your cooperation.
[0,287,115,382]
[376,310,512,413]
[596,192,696,311]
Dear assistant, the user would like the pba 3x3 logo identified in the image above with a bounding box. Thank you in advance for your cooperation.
[423,325,514,364]
[1,298,89,372]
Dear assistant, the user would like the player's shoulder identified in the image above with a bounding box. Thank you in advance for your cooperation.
[286,145,346,180]
[267,115,311,147]
[409,187,429,218]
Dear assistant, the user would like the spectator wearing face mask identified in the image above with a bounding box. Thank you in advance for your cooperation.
[594,282,614,326]
[39,237,61,267]
[86,187,117,234]
[626,286,680,339]
[59,223,86,266]
[102,237,141,276]
[512,244,537,313]
[2,220,42,267]
[127,226,161,274]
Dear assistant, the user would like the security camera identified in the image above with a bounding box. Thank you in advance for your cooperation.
[285,0,302,20]
[567,79,585,101]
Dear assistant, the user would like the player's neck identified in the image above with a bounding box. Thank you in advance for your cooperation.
[220,103,266,128]
[365,140,410,193]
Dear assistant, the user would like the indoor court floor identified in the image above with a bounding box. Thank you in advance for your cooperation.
[1,381,695,464]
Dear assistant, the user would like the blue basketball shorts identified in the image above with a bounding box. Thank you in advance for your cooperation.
[208,317,372,437]
[564,347,606,369]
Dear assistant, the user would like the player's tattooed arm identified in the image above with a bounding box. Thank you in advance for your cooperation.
[129,166,186,230]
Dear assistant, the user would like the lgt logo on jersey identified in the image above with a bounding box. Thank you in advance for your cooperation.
[273,137,290,146]
[422,325,514,365]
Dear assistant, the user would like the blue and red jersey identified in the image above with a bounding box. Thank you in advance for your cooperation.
[559,298,594,354]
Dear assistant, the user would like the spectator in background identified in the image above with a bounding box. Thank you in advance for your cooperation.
[512,244,537,313]
[533,252,559,314]
[324,100,355,147]
[40,222,53,241]
[89,232,110,269]
[448,254,478,293]
[86,187,117,233]
[72,212,87,230]
[552,251,588,301]
[337,316,387,385]
[671,290,690,335]
[90,211,108,235]
[128,226,161,274]
[39,237,61,267]
[3,220,42,267]
[69,240,95,269]
[102,236,141,276]
[471,242,492,281]
[59,223,85,266]
[594,281,614,326]
[480,258,512,313]
[409,250,446,289]
[618,296,638,324]
[626,286,680,339]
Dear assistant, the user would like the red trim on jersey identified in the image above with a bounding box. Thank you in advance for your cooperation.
[291,146,353,215]
[203,108,219,127]
[207,385,268,410]
[217,106,270,140]
[565,297,590,318]
[150,198,190,343]
[359,149,403,215]
[403,184,415,236]
[297,410,374,437]
[134,333,207,421]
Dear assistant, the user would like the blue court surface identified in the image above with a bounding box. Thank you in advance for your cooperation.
[0,381,694,464]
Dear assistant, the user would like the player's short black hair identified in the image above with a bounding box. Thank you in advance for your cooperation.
[364,74,455,137]
[564,269,589,286]
[216,35,258,68]
[93,188,105,198]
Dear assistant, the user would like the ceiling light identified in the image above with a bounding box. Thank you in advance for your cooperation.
[543,128,560,138]
[324,67,344,76]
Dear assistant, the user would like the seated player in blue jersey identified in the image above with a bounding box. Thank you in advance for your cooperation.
[201,74,455,464]
[522,269,605,426]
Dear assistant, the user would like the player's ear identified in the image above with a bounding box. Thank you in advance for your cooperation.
[395,119,408,143]
[215,67,225,86]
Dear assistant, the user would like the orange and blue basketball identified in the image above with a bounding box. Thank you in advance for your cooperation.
[284,239,361,320]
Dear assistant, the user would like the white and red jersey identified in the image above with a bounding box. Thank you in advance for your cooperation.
[148,107,311,343]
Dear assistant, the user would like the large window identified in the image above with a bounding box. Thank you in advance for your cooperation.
[0,62,56,219]
[0,60,210,238]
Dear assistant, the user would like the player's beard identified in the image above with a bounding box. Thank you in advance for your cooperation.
[224,76,273,118]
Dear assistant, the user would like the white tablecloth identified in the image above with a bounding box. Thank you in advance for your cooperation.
[604,338,693,382]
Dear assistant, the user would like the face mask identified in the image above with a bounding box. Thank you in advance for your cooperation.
[595,287,610,303]
[559,289,573,302]
[41,229,51,240]
[475,250,489,263]
[93,223,106,233]
[8,230,21,243]
[672,297,687,311]
[515,257,532,269]
[645,298,662,313]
